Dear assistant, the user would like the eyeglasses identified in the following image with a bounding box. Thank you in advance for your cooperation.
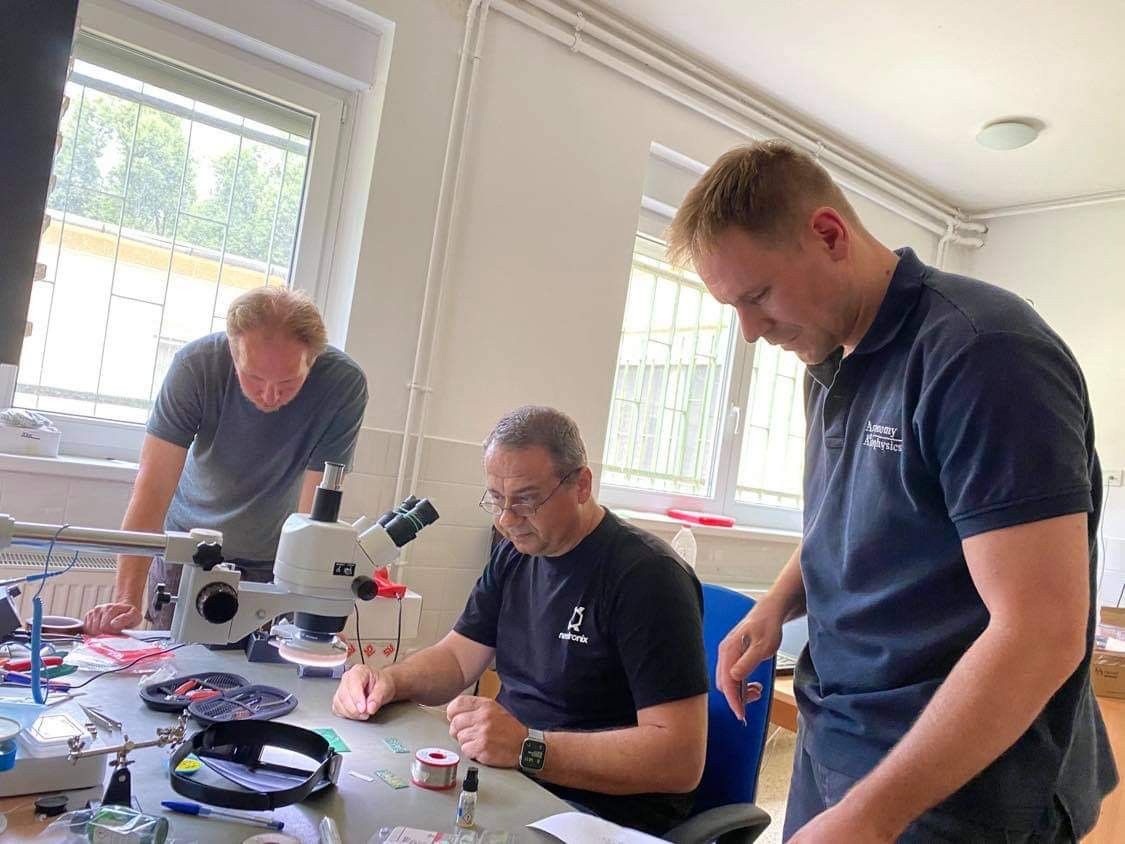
[478,468,581,518]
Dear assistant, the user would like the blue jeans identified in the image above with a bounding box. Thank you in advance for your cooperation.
[783,724,1076,842]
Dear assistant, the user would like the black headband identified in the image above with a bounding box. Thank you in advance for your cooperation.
[169,720,341,811]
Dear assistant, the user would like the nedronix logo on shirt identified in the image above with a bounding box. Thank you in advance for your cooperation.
[558,605,589,644]
[863,420,903,453]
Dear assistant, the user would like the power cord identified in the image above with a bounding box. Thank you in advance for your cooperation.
[356,542,406,663]
[66,642,188,689]
[31,524,70,704]
[354,602,366,666]
[393,596,403,664]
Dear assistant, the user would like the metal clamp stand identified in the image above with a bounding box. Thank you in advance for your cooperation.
[67,714,188,806]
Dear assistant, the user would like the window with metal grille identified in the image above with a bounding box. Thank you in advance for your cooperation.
[602,235,735,496]
[736,343,806,508]
[17,33,314,424]
[601,233,805,531]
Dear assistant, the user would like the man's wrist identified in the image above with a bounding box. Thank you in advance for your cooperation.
[841,776,914,839]
[756,590,798,625]
[519,727,547,773]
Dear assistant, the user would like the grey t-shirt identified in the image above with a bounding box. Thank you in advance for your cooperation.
[147,332,368,561]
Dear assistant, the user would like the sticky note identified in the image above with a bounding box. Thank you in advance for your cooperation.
[313,728,350,753]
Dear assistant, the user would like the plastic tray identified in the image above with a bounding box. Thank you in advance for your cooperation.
[187,684,296,725]
[139,671,249,713]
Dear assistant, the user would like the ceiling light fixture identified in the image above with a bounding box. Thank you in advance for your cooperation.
[976,118,1043,151]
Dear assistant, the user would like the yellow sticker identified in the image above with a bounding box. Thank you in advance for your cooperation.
[175,756,202,775]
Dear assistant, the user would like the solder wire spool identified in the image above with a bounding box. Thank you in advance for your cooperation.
[410,747,459,790]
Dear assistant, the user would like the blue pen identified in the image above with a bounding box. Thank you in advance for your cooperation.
[160,800,284,831]
[0,671,69,691]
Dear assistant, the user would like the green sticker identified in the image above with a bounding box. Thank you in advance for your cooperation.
[313,728,350,753]
[383,736,409,753]
[374,768,409,789]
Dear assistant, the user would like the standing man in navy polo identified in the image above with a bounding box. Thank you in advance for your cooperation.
[668,140,1116,842]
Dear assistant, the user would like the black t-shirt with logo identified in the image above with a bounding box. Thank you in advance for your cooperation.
[799,247,1116,834]
[454,508,709,834]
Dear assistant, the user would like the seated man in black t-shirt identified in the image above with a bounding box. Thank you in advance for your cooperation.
[333,405,710,834]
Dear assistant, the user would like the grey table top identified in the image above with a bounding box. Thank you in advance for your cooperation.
[0,646,571,842]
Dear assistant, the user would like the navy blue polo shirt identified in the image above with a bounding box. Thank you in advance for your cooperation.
[797,248,1117,833]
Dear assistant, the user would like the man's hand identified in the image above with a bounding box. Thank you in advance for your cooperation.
[83,602,141,636]
[788,798,899,844]
[446,695,527,767]
[332,665,397,720]
[716,602,783,720]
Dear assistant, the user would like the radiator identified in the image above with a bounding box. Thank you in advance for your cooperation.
[0,549,117,621]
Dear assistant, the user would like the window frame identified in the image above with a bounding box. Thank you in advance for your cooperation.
[6,0,350,461]
[599,233,803,533]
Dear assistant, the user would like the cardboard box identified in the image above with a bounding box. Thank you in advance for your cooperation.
[1093,606,1125,699]
[0,424,60,457]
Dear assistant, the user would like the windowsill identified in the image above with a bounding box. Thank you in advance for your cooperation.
[0,451,139,483]
[614,508,801,544]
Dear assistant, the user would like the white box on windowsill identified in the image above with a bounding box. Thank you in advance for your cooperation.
[0,425,61,458]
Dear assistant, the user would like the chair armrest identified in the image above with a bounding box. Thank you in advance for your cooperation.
[663,803,771,844]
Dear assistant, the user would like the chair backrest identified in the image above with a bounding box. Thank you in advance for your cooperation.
[693,583,775,815]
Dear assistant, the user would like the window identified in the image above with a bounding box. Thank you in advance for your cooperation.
[6,9,346,460]
[603,236,735,496]
[602,236,806,532]
[18,33,313,425]
[736,343,805,509]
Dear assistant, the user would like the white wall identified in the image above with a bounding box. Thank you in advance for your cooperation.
[340,5,935,643]
[954,202,1125,606]
[2,0,947,649]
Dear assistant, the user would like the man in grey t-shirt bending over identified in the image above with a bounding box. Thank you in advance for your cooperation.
[83,287,368,634]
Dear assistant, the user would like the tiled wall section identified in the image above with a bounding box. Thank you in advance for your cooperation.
[0,426,800,651]
[344,427,494,655]
[0,470,135,529]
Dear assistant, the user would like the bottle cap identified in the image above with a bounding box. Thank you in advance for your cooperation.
[35,794,68,816]
[464,766,478,792]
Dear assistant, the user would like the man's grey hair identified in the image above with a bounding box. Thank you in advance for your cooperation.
[483,406,588,479]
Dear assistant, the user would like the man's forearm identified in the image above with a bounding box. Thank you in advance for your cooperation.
[843,624,1083,836]
[539,723,702,795]
[114,555,155,607]
[113,509,168,607]
[760,543,806,622]
[384,644,474,706]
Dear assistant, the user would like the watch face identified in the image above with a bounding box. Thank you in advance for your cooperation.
[520,739,546,771]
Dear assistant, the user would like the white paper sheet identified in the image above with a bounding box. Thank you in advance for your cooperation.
[527,812,666,844]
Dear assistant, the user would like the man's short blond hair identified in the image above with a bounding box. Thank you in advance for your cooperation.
[226,286,328,357]
[666,140,860,266]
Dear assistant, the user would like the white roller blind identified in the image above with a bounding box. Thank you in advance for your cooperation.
[637,143,707,240]
[75,31,313,138]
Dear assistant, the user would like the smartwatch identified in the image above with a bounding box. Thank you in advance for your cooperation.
[519,728,546,773]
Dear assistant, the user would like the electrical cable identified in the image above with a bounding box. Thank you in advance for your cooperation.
[353,602,365,666]
[355,534,407,663]
[30,524,69,704]
[393,596,403,664]
[67,643,188,689]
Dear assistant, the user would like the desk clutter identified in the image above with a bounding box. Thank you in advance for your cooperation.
[141,671,297,724]
[0,637,571,843]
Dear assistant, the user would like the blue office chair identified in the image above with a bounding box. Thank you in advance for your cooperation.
[664,584,774,844]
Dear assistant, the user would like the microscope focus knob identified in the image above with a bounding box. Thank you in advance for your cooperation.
[196,582,238,624]
[193,541,224,571]
[153,583,172,611]
[352,575,377,602]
